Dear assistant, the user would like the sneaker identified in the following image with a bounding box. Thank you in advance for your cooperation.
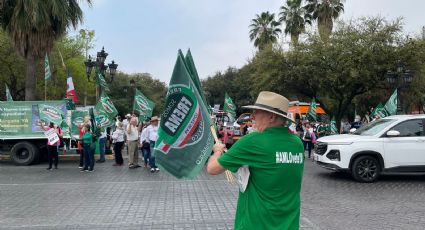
[80,169,87,172]
[134,164,141,168]
[78,166,83,169]
[129,165,136,169]
[46,167,52,171]
[150,168,155,173]
[155,168,160,172]
[88,169,94,172]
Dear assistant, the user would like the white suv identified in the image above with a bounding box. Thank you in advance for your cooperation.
[314,115,425,183]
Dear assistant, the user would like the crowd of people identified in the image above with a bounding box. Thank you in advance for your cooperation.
[72,113,160,173]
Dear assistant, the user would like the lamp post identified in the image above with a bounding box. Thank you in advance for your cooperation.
[84,47,118,101]
[384,62,413,114]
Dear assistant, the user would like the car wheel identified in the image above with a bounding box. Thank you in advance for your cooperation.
[10,142,39,166]
[351,155,380,183]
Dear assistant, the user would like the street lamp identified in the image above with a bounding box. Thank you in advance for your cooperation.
[84,47,118,101]
[384,62,413,114]
[84,47,118,83]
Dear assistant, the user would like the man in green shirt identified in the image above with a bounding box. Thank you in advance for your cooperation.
[207,91,304,230]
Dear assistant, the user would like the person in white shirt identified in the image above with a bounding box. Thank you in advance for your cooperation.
[139,121,150,167]
[145,116,160,172]
[97,128,107,163]
[127,117,140,168]
[112,122,125,166]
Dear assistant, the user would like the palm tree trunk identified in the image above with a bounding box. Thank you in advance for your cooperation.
[25,54,37,101]
[318,16,333,42]
[291,34,299,46]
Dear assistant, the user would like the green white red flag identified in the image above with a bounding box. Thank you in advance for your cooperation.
[154,50,214,179]
[133,88,155,122]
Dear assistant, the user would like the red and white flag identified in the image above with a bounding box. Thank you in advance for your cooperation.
[66,74,79,103]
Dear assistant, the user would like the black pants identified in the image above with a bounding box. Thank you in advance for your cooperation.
[114,141,124,164]
[303,140,313,158]
[47,145,59,168]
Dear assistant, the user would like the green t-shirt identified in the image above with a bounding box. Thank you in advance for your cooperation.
[218,126,304,230]
[82,132,92,144]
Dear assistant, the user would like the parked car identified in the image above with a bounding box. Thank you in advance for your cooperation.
[314,115,425,183]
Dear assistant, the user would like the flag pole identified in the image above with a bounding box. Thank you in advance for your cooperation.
[44,79,47,100]
[210,125,236,184]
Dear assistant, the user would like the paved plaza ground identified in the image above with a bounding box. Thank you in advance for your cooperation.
[1,156,425,229]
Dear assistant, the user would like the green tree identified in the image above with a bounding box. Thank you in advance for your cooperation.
[279,0,311,46]
[0,0,91,100]
[304,0,344,41]
[249,11,282,50]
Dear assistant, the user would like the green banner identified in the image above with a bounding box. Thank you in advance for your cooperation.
[223,92,236,118]
[154,50,214,179]
[44,54,52,81]
[94,91,117,129]
[185,49,211,113]
[133,88,155,121]
[38,104,65,126]
[96,72,110,93]
[0,101,67,138]
[328,117,338,134]
[383,89,397,116]
[307,98,317,121]
[71,110,89,136]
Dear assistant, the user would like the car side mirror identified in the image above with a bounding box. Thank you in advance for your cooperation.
[386,130,400,137]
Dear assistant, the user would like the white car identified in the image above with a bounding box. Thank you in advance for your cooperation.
[314,115,425,183]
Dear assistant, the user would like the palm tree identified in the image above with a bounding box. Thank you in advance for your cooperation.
[304,0,344,41]
[279,0,311,46]
[0,0,91,100]
[249,11,282,50]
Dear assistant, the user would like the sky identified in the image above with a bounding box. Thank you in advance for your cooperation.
[76,0,425,83]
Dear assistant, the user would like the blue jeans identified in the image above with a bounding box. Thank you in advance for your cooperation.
[149,141,156,168]
[83,144,94,170]
[99,137,106,161]
[142,146,150,165]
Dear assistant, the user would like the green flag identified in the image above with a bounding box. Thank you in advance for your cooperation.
[133,88,155,121]
[96,72,110,93]
[383,89,398,116]
[5,84,13,101]
[71,110,89,136]
[44,54,52,81]
[370,103,384,119]
[185,49,211,113]
[154,50,214,179]
[95,91,118,122]
[223,92,237,118]
[307,98,317,121]
[38,104,66,127]
[328,117,338,135]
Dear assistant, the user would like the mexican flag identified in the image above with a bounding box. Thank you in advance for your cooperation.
[223,92,236,118]
[154,50,214,179]
[328,117,338,134]
[94,91,118,128]
[66,71,79,103]
[38,104,65,127]
[133,88,155,122]
[5,84,13,101]
[307,98,317,121]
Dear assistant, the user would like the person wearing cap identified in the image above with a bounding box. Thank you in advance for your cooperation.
[144,116,160,172]
[207,91,304,230]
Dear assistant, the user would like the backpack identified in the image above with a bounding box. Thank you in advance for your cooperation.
[305,131,311,140]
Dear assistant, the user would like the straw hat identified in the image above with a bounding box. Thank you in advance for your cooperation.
[150,116,159,122]
[242,91,293,122]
